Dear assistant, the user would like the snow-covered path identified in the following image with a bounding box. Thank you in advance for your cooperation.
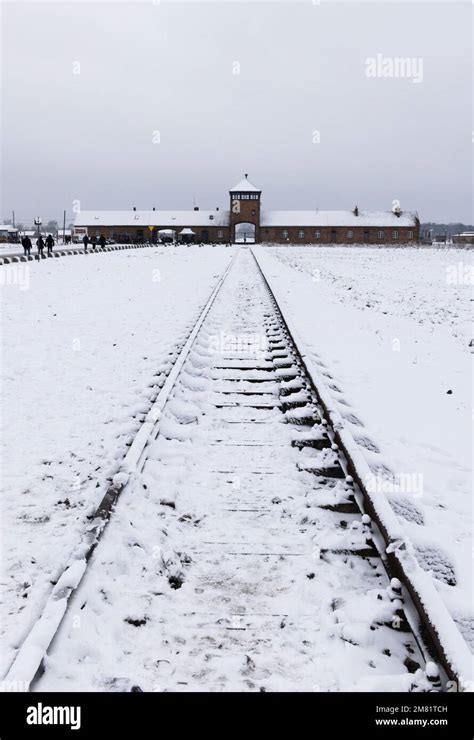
[33,249,422,692]
[0,246,233,670]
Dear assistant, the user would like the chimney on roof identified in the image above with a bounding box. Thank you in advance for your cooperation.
[216,207,219,211]
[245,173,248,179]
[194,206,199,211]
[353,206,359,216]
[152,207,155,211]
[133,206,136,211]
[392,203,402,217]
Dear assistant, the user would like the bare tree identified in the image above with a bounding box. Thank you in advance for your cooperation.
[46,220,59,233]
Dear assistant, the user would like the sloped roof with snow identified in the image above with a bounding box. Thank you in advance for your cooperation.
[261,210,418,227]
[75,210,230,228]
[75,208,418,230]
[229,176,261,193]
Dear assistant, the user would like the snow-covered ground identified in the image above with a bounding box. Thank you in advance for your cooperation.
[1,243,472,690]
[0,245,233,670]
[29,249,427,693]
[255,245,473,650]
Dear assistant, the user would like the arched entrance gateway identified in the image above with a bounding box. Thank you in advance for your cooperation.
[229,174,261,243]
[234,222,256,243]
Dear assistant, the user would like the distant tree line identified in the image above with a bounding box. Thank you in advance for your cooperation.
[421,222,474,237]
[2,218,74,232]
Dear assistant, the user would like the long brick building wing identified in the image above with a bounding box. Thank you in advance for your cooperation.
[74,175,419,244]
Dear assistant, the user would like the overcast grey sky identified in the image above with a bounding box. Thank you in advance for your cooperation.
[1,0,472,225]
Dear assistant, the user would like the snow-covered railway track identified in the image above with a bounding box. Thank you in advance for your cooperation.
[4,247,468,692]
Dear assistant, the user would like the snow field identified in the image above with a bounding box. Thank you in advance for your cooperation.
[0,245,234,672]
[254,245,473,657]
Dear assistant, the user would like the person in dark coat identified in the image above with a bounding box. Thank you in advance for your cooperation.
[46,234,54,255]
[22,236,32,256]
[82,234,89,252]
[98,234,106,249]
[36,236,45,257]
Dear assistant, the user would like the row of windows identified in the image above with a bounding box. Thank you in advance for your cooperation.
[282,229,414,240]
[232,193,259,200]
[110,229,226,239]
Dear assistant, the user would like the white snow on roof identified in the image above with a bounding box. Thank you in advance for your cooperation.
[75,210,230,228]
[0,224,18,232]
[261,210,418,227]
[75,208,417,230]
[229,176,260,193]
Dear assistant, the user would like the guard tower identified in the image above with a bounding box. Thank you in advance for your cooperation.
[229,174,261,243]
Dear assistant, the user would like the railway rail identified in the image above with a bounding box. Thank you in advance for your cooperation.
[2,246,470,692]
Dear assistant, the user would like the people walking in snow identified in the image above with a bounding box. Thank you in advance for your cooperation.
[82,234,89,252]
[45,234,54,255]
[36,236,45,257]
[22,236,32,256]
[98,234,106,249]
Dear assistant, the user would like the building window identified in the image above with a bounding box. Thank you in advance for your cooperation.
[241,194,249,200]
[314,230,320,239]
[250,194,259,200]
[232,194,240,200]
[378,230,384,239]
[347,230,353,239]
[408,230,414,239]
[298,230,305,239]
[218,230,223,238]
[282,230,289,239]
[392,230,399,239]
